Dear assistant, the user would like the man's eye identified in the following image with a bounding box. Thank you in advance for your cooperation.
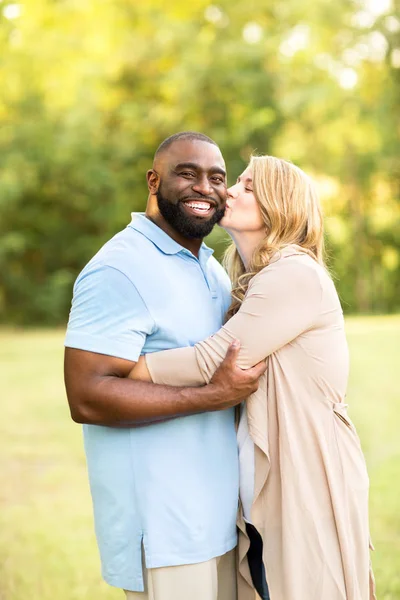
[180,171,195,177]
[211,177,225,184]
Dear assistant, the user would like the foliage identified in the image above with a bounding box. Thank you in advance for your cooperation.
[0,0,399,323]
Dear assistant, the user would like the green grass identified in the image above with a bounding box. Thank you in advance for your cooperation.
[1,317,399,599]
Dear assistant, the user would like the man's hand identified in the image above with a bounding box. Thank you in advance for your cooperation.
[206,341,267,410]
[64,341,266,427]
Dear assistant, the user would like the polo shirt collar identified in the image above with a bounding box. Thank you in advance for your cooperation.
[128,213,214,259]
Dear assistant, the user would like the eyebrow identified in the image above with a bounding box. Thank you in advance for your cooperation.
[174,162,226,177]
[237,175,253,183]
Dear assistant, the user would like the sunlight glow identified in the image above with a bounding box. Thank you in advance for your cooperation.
[3,3,21,19]
[204,5,223,24]
[391,48,400,68]
[338,68,358,89]
[364,0,392,17]
[279,24,310,57]
[243,22,263,44]
[385,16,400,33]
[365,31,389,62]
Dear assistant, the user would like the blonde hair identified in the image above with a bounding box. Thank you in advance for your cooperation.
[224,155,325,320]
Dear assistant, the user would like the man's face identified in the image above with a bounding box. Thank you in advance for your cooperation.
[152,140,227,239]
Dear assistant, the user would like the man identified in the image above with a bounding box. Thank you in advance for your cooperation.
[64,131,266,600]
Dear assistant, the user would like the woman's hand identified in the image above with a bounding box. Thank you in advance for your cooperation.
[128,355,152,382]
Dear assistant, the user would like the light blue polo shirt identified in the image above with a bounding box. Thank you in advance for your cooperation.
[65,214,239,592]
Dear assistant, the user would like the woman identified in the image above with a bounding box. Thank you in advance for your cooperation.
[130,156,376,600]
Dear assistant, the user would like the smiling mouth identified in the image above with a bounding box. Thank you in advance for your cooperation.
[181,200,216,217]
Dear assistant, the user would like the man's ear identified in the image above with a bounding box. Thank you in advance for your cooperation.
[147,170,160,194]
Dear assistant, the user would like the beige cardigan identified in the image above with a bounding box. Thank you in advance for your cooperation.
[146,246,376,600]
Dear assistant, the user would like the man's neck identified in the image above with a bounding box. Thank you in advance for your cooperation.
[145,208,203,258]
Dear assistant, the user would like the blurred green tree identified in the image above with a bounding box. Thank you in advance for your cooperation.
[0,0,399,323]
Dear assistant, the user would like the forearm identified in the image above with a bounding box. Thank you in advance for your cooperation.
[67,375,224,426]
[146,329,235,386]
[64,345,262,427]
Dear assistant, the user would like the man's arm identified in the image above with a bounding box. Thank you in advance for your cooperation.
[64,342,266,427]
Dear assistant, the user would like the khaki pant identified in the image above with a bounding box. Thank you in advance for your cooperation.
[125,549,237,600]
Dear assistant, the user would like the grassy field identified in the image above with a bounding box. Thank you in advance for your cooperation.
[0,317,399,600]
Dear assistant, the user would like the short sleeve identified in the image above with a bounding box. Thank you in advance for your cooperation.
[65,264,155,362]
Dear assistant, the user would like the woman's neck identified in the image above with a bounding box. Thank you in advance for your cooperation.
[228,229,265,269]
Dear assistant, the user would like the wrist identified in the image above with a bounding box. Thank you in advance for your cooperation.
[179,382,222,413]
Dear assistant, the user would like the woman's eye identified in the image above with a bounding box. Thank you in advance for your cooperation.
[245,188,253,193]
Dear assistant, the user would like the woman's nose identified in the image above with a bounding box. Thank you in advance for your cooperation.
[227,184,239,199]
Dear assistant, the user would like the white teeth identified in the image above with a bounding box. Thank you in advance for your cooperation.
[185,202,211,211]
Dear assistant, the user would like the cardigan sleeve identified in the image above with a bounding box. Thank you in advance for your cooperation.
[146,258,322,386]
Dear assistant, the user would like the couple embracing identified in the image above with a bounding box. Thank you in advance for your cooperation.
[64,131,376,600]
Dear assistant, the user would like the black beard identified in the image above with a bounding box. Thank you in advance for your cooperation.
[156,190,225,239]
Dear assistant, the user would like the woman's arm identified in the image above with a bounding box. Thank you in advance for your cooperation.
[129,355,152,382]
[143,259,322,386]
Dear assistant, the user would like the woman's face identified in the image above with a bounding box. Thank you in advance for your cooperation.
[220,166,265,234]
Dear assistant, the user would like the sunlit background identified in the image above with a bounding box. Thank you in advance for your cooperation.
[0,0,399,598]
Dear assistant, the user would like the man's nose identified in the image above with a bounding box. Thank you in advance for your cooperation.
[192,176,214,196]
